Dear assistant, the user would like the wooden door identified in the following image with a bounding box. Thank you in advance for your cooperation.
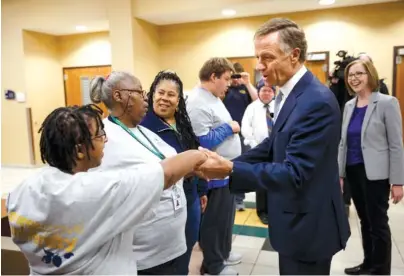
[305,52,329,84]
[227,57,257,85]
[393,46,404,141]
[63,66,111,117]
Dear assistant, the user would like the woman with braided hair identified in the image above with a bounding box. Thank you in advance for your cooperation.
[6,104,209,275]
[141,70,208,275]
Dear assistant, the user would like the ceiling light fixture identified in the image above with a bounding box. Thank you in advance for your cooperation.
[222,9,236,16]
[75,25,88,31]
[319,0,335,5]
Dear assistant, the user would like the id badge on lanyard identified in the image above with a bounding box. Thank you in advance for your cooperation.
[172,185,183,212]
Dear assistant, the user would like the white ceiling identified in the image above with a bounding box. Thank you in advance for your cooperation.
[3,0,401,35]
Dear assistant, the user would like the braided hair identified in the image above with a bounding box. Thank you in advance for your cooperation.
[148,70,199,150]
[39,104,104,173]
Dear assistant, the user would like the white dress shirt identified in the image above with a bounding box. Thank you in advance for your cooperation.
[241,99,275,148]
[277,65,308,114]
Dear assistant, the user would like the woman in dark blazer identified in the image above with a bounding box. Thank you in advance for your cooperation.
[338,59,404,275]
[141,70,208,275]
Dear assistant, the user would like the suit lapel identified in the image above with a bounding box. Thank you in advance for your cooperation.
[343,100,355,137]
[268,71,314,144]
[361,92,379,144]
[272,95,296,133]
[272,71,313,133]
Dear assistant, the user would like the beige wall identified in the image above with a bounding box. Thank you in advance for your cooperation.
[23,31,66,164]
[159,2,404,90]
[133,19,160,90]
[1,28,112,165]
[58,32,111,68]
[1,4,33,165]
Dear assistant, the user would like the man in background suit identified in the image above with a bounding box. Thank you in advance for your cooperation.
[197,18,350,275]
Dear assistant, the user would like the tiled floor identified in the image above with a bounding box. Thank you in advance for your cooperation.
[190,199,404,274]
[188,203,404,275]
[2,166,404,275]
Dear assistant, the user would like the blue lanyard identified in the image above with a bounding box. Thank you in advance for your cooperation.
[109,116,166,160]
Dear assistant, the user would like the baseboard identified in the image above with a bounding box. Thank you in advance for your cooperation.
[244,201,256,209]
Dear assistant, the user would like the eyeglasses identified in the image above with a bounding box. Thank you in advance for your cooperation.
[116,89,147,98]
[92,129,107,140]
[348,72,367,79]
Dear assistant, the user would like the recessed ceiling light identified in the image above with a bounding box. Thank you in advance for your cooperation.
[75,25,88,31]
[222,9,236,16]
[319,0,335,5]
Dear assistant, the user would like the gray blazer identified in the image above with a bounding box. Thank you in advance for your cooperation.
[338,92,404,184]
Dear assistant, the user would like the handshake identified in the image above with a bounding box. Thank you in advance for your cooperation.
[194,147,234,180]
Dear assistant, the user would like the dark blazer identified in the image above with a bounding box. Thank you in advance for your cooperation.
[230,70,350,262]
[141,110,208,203]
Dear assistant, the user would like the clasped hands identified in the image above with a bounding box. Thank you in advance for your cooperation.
[194,147,234,181]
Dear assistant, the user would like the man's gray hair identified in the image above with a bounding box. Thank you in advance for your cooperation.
[255,18,307,63]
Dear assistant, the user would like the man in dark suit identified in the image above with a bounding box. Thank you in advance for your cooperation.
[197,18,350,275]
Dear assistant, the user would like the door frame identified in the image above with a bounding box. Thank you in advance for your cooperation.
[306,51,330,83]
[392,45,404,97]
[62,64,111,106]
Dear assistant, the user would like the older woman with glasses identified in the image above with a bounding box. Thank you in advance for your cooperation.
[338,60,404,275]
[90,71,192,275]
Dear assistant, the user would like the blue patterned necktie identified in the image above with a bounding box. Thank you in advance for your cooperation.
[264,104,273,136]
[274,91,284,122]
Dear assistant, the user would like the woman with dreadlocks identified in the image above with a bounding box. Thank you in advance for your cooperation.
[6,104,209,275]
[141,70,208,275]
[90,71,202,275]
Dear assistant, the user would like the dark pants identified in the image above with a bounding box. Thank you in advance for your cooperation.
[343,177,352,205]
[256,190,268,216]
[346,164,391,274]
[279,254,332,275]
[176,197,201,275]
[200,187,235,274]
[137,256,181,275]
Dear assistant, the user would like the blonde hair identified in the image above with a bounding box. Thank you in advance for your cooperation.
[344,59,379,96]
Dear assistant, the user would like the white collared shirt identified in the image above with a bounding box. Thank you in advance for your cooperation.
[241,99,275,148]
[278,65,308,114]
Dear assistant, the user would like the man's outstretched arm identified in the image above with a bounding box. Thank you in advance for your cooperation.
[198,101,337,193]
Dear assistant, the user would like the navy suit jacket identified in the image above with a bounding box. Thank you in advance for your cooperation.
[231,70,350,261]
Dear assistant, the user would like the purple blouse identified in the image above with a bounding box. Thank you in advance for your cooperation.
[346,105,368,166]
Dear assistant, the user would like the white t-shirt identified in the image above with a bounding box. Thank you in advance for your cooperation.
[6,164,164,275]
[98,118,187,270]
